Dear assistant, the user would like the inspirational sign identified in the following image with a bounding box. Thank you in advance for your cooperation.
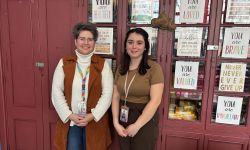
[222,28,249,58]
[218,63,246,92]
[95,27,113,54]
[180,0,205,23]
[177,27,203,56]
[216,96,243,125]
[174,61,199,89]
[92,0,113,23]
[131,0,155,24]
[225,0,250,23]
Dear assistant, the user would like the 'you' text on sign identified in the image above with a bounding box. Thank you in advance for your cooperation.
[174,61,199,89]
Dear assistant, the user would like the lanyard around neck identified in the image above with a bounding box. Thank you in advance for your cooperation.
[124,71,136,106]
[76,63,90,101]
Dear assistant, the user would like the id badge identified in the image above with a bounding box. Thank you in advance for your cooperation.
[78,101,87,117]
[120,105,129,123]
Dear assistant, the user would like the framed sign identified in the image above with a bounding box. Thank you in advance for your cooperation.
[92,0,113,23]
[216,96,243,125]
[174,61,199,89]
[179,0,205,23]
[177,27,203,57]
[131,0,158,24]
[218,63,246,92]
[221,28,249,58]
[225,0,250,24]
[95,27,113,54]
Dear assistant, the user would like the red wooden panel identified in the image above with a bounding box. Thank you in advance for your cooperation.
[163,130,203,150]
[49,122,56,150]
[1,0,43,149]
[204,134,248,150]
[0,0,8,148]
[39,0,80,149]
[7,0,38,107]
[161,0,218,132]
[14,120,37,150]
[46,0,78,101]
[207,141,242,150]
[0,39,7,150]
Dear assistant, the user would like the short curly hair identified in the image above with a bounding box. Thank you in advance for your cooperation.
[72,22,98,41]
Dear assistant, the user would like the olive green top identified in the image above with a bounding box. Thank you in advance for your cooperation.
[115,60,164,104]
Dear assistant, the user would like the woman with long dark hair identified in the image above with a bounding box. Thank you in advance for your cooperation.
[112,28,164,150]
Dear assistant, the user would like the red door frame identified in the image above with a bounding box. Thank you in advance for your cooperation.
[0,0,44,149]
[0,1,7,149]
[0,49,7,150]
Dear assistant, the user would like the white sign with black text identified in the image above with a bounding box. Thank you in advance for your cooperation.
[92,0,113,23]
[216,96,243,125]
[177,27,203,56]
[95,27,113,54]
[180,0,205,23]
[174,61,199,89]
[222,28,249,58]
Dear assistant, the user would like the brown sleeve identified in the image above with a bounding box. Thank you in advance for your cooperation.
[150,62,164,85]
[114,65,121,85]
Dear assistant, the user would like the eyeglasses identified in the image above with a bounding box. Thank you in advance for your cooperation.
[77,37,94,43]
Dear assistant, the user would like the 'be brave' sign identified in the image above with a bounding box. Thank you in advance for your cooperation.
[222,28,249,59]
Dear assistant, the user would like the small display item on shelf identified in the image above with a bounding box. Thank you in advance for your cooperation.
[169,91,201,121]
[169,100,197,121]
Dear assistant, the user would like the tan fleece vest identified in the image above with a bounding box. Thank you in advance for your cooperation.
[54,54,111,150]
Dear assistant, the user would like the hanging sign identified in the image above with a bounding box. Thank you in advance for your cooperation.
[225,0,250,24]
[174,61,199,89]
[219,63,246,92]
[216,96,243,125]
[131,0,156,24]
[92,0,113,23]
[177,27,203,56]
[95,27,113,54]
[221,28,249,58]
[180,0,205,23]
